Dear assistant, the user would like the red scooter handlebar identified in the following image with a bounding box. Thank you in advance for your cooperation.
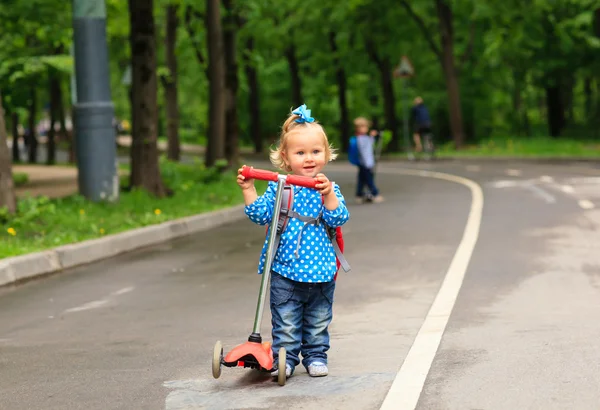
[241,166,318,189]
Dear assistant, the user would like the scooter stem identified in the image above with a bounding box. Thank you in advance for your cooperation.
[250,175,287,341]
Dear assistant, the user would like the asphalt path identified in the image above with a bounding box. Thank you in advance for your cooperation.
[1,159,599,410]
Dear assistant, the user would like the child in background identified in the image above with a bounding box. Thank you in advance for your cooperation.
[353,117,384,204]
[237,104,350,379]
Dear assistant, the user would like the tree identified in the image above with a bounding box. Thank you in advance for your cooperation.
[348,2,401,151]
[128,0,167,196]
[223,0,240,165]
[162,2,181,161]
[242,36,262,153]
[205,0,226,167]
[328,31,350,153]
[0,90,17,214]
[399,0,472,148]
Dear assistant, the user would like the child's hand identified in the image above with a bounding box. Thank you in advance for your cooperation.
[315,173,333,196]
[237,166,254,190]
[369,129,379,137]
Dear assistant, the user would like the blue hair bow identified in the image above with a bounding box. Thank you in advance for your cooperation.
[292,104,315,124]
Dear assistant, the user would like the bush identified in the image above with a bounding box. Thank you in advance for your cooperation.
[12,172,28,187]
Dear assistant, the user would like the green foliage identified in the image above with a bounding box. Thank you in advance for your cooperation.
[1,0,599,156]
[0,55,72,83]
[436,136,600,158]
[12,172,28,186]
[0,159,267,258]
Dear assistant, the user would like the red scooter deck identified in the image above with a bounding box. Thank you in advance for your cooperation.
[223,341,273,370]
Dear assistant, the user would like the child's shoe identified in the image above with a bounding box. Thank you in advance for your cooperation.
[271,363,293,378]
[372,195,385,203]
[307,361,328,377]
[355,196,365,204]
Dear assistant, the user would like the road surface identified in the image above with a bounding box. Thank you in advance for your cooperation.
[1,159,599,410]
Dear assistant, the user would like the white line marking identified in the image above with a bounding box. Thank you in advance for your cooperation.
[111,286,135,296]
[63,299,109,313]
[505,169,522,176]
[566,177,600,184]
[378,168,483,410]
[578,200,595,209]
[492,180,520,188]
[561,185,575,194]
[63,287,134,314]
[539,175,554,183]
[524,183,556,204]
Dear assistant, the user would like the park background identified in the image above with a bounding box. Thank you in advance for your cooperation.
[0,0,599,257]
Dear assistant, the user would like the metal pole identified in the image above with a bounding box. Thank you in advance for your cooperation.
[251,176,286,338]
[72,0,118,202]
[402,77,413,160]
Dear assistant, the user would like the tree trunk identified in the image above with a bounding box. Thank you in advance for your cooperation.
[128,0,167,196]
[380,61,399,152]
[369,92,380,130]
[584,77,592,122]
[546,83,565,137]
[55,84,74,163]
[0,91,17,214]
[58,83,67,143]
[164,3,180,161]
[366,40,399,151]
[47,73,61,165]
[512,71,531,136]
[436,0,465,149]
[285,45,303,107]
[512,74,523,135]
[223,0,239,165]
[27,87,38,164]
[11,112,20,163]
[595,8,600,136]
[205,0,226,167]
[328,31,350,152]
[243,37,262,154]
[563,75,575,123]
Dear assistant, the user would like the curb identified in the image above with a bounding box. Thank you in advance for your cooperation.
[0,204,246,288]
[431,156,600,163]
[376,156,600,163]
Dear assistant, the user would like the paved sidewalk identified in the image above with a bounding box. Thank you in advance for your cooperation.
[14,165,80,199]
[9,136,262,199]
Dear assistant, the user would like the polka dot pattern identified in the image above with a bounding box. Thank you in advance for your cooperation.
[245,181,350,283]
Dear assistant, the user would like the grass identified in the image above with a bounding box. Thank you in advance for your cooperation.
[435,136,600,158]
[0,158,267,259]
[12,172,29,187]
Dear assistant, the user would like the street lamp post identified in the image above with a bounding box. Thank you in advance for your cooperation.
[72,0,118,202]
[393,55,415,160]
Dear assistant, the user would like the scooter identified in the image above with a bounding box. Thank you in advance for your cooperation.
[212,166,319,386]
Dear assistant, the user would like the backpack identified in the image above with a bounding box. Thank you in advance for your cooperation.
[348,136,360,166]
[269,185,350,280]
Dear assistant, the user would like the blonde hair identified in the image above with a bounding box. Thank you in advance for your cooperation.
[270,109,338,171]
[353,117,371,128]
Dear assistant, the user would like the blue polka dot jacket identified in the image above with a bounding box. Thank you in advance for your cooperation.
[245,181,350,283]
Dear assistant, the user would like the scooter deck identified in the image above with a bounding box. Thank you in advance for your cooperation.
[222,341,274,371]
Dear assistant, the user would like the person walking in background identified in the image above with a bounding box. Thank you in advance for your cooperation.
[410,96,432,153]
[352,117,383,204]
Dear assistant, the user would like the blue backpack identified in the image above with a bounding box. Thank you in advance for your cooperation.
[348,136,360,166]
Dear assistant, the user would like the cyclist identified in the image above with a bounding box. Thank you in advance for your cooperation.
[410,96,433,155]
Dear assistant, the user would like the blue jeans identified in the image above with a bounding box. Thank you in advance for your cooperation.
[356,165,379,197]
[270,272,335,370]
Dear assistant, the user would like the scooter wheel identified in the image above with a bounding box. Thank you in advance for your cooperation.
[277,347,286,386]
[212,340,223,379]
